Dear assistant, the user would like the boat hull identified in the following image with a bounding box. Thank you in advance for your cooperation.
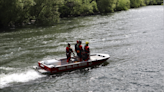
[34,53,110,74]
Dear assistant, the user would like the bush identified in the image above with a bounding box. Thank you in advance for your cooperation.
[130,0,141,8]
[97,0,117,13]
[59,0,97,17]
[31,0,61,25]
[0,0,163,28]
[0,0,36,27]
[0,0,61,27]
[116,0,130,11]
[91,1,99,12]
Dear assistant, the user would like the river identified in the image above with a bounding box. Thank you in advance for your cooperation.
[0,6,164,92]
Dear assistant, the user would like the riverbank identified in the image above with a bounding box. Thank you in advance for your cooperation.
[0,0,163,30]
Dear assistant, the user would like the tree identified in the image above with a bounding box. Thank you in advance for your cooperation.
[0,0,35,28]
[0,0,19,27]
[59,0,98,17]
[30,0,61,25]
[97,0,117,13]
[130,0,141,8]
[15,0,36,25]
[116,0,130,11]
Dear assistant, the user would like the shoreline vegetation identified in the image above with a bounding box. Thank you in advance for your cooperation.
[0,0,163,30]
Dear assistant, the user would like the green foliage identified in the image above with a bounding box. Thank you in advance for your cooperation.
[130,0,163,8]
[16,0,36,23]
[71,0,94,15]
[59,0,98,17]
[0,0,61,27]
[148,0,163,5]
[116,0,130,11]
[30,0,61,25]
[149,0,157,5]
[0,0,163,28]
[0,0,35,27]
[70,0,86,15]
[0,0,15,27]
[97,0,117,13]
[140,0,146,6]
[58,0,71,17]
[130,0,141,8]
[91,1,99,12]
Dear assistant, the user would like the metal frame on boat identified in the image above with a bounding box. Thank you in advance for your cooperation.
[33,53,110,74]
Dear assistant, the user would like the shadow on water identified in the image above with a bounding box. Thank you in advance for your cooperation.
[48,68,91,78]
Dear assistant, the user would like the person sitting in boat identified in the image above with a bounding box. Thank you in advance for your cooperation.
[75,40,79,56]
[76,41,83,61]
[84,41,90,61]
[66,43,75,63]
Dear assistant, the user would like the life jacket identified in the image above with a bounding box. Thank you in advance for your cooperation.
[84,45,90,53]
[66,47,72,56]
[77,44,83,53]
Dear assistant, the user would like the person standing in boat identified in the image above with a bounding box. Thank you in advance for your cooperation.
[84,41,90,61]
[75,40,79,55]
[66,43,75,63]
[76,41,83,61]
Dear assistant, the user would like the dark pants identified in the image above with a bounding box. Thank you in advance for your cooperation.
[77,53,82,61]
[84,53,89,61]
[66,54,71,63]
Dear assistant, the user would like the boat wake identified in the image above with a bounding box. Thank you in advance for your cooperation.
[0,69,45,89]
[0,67,16,71]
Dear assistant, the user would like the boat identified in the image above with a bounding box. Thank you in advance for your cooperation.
[33,53,110,74]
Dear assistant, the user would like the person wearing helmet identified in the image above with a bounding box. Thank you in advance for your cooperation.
[76,41,83,61]
[66,43,75,63]
[84,41,90,61]
[75,40,79,55]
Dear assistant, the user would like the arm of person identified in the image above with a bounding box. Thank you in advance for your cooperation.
[70,48,75,57]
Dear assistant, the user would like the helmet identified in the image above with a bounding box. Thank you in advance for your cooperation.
[85,41,89,44]
[77,40,79,43]
[79,41,82,44]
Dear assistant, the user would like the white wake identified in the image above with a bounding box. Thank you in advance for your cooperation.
[0,69,45,88]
